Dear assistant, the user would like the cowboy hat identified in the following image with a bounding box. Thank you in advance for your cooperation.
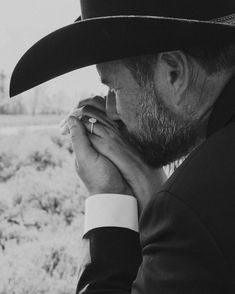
[9,0,235,97]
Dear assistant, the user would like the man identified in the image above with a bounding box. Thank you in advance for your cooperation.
[10,0,235,293]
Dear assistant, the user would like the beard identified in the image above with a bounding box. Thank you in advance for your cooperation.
[117,82,202,168]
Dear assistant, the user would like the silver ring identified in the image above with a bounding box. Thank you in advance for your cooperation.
[88,118,97,134]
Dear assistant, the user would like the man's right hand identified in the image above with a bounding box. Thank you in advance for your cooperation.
[67,109,133,197]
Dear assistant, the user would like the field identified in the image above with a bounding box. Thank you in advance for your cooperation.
[0,114,65,127]
[0,115,88,294]
[0,114,178,293]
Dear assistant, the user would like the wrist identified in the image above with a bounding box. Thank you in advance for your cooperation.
[135,166,166,211]
[88,184,133,197]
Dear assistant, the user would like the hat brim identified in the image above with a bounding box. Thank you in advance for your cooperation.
[9,16,235,97]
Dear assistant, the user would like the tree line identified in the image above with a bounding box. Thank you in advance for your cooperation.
[0,70,80,115]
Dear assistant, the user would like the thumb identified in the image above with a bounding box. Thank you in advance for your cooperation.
[67,116,97,162]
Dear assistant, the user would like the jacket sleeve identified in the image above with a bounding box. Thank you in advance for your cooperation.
[76,191,230,294]
[76,227,142,294]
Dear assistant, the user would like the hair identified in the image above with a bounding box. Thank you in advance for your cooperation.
[184,42,235,74]
[122,42,235,85]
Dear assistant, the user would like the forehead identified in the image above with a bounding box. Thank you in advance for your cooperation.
[96,60,137,87]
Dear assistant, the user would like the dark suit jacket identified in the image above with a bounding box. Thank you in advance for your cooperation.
[76,76,235,294]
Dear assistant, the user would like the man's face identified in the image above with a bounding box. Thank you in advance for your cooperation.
[97,61,201,168]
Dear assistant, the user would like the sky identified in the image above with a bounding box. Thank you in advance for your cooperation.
[0,0,106,98]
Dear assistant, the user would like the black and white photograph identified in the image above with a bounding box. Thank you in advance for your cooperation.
[0,0,235,293]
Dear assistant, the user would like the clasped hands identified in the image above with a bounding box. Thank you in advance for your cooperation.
[60,94,166,214]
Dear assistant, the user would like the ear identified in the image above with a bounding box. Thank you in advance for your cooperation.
[156,51,190,107]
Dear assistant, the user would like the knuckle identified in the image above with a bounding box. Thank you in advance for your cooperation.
[107,144,113,153]
[102,141,112,153]
[75,161,82,173]
[81,105,90,112]
[69,124,78,132]
[109,131,116,139]
[70,133,78,140]
[78,95,105,110]
[93,95,104,103]
[69,108,81,118]
[78,97,92,107]
[80,105,93,116]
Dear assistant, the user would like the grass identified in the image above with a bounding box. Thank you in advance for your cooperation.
[0,118,88,294]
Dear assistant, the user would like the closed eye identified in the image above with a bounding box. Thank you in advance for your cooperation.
[100,77,122,94]
[100,78,112,87]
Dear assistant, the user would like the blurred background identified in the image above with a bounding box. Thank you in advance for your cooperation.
[0,1,108,293]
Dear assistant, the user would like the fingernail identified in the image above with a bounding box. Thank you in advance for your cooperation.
[67,116,77,127]
[60,124,70,136]
[69,108,82,118]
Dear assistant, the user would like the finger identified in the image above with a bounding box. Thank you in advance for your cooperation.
[106,91,120,120]
[81,105,118,130]
[78,96,106,112]
[63,108,83,124]
[69,108,83,119]
[59,108,82,127]
[59,117,67,129]
[67,116,98,162]
[60,105,110,137]
[89,129,143,178]
[60,108,82,135]
[59,118,69,135]
[60,123,70,135]
[83,121,110,138]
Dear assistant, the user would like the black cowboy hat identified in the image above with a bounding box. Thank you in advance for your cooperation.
[9,0,235,97]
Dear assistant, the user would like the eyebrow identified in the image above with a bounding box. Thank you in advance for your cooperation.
[100,77,112,87]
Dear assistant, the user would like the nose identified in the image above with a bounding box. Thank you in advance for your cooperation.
[105,91,120,120]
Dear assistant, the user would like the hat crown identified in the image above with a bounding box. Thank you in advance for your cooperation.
[80,0,235,22]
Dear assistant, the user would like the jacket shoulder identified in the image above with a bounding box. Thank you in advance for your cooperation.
[166,122,235,201]
[162,122,235,273]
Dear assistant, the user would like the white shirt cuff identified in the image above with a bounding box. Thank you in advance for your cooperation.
[84,194,139,235]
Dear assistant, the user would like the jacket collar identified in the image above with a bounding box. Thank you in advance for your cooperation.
[207,73,235,137]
